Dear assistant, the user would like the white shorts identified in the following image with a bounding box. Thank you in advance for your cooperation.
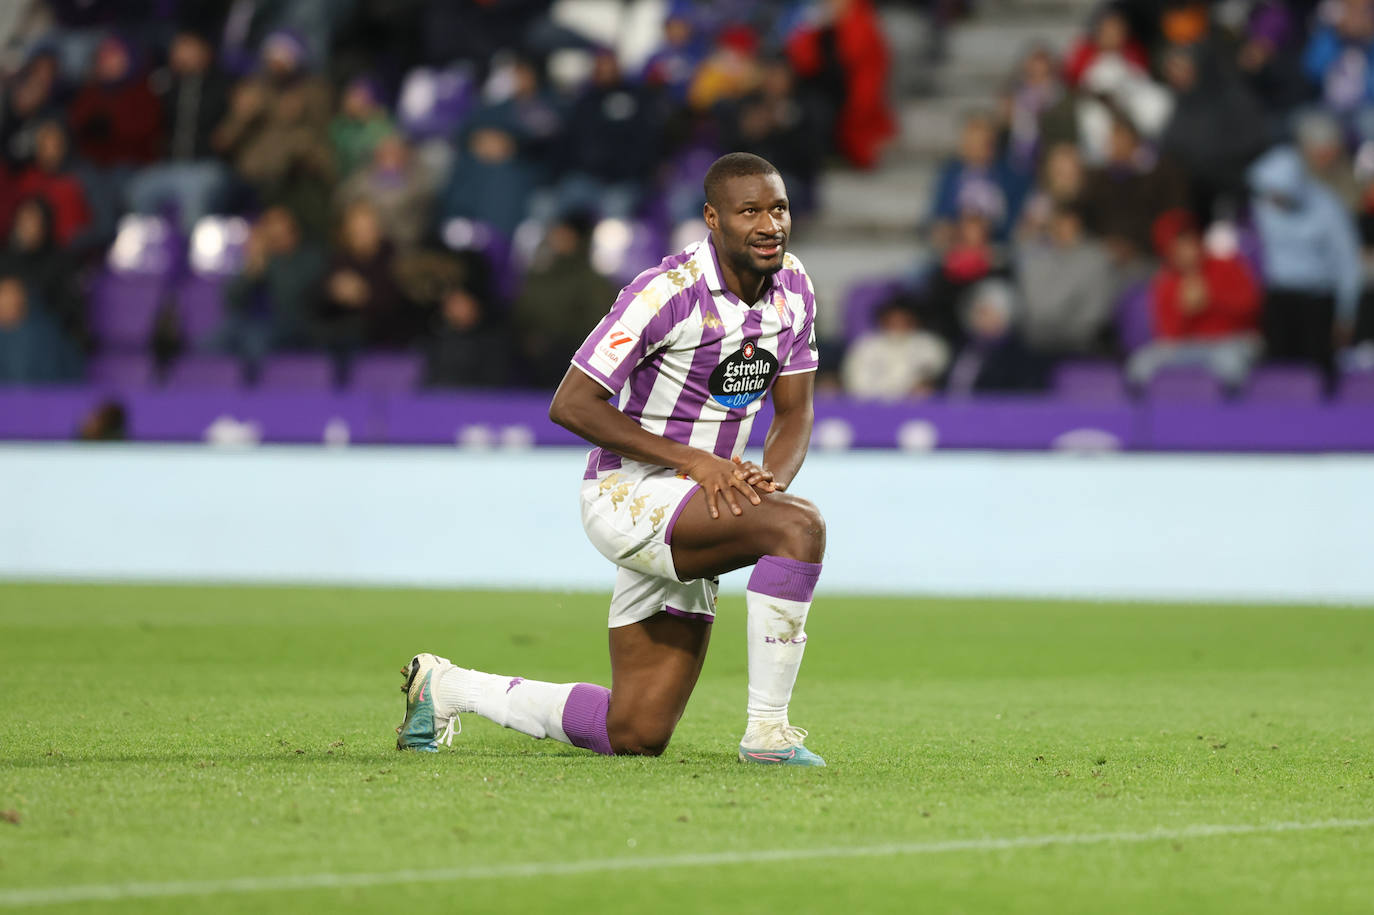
[579,459,718,629]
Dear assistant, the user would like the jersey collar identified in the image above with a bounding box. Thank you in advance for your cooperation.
[701,235,781,308]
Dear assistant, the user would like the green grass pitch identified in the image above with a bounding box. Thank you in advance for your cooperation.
[1,582,1372,914]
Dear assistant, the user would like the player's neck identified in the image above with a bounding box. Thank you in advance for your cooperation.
[720,262,768,305]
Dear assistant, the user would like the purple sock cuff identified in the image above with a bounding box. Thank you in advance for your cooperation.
[561,683,614,756]
[748,555,822,603]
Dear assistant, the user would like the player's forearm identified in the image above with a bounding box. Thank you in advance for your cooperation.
[550,393,701,473]
[762,404,813,490]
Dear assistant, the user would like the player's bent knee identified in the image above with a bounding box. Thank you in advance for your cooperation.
[607,716,676,757]
[611,725,674,757]
[769,496,826,563]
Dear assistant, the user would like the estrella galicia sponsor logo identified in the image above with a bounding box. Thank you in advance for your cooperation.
[708,340,778,408]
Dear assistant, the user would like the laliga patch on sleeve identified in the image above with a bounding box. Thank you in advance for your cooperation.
[588,321,640,376]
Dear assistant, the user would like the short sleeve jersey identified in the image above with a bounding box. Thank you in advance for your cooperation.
[571,235,819,479]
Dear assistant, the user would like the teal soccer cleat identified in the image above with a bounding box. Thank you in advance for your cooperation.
[396,653,460,752]
[738,723,826,766]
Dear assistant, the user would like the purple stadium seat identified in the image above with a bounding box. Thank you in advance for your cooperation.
[188,215,250,277]
[257,353,335,390]
[88,352,155,390]
[1115,281,1153,353]
[841,278,906,342]
[1244,364,1324,403]
[166,353,242,389]
[592,218,667,285]
[106,214,180,276]
[442,218,514,299]
[1339,368,1374,403]
[1053,361,1128,403]
[174,276,227,347]
[89,271,166,350]
[397,64,477,140]
[1146,364,1224,403]
[350,352,423,393]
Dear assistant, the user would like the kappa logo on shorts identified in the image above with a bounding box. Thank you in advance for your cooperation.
[708,339,778,409]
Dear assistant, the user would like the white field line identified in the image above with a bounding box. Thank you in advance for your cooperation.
[1,817,1371,908]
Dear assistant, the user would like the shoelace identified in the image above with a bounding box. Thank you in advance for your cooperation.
[745,721,808,749]
[437,712,462,747]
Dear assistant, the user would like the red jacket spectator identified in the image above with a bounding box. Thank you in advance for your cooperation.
[66,36,163,167]
[787,0,895,169]
[1063,9,1150,87]
[1151,210,1260,339]
[15,122,92,246]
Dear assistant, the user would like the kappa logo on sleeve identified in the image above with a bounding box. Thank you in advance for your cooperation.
[588,321,640,376]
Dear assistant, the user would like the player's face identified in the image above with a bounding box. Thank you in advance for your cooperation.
[706,173,791,278]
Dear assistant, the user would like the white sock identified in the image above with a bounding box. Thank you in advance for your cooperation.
[438,668,574,743]
[744,556,822,739]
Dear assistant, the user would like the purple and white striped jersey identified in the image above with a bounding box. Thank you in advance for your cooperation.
[571,235,819,480]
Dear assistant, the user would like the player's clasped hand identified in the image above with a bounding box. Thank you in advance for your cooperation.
[731,455,782,493]
[682,452,763,519]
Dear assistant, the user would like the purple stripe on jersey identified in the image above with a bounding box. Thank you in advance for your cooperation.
[663,482,701,546]
[664,605,715,623]
[582,448,624,479]
[621,347,666,420]
[660,302,726,446]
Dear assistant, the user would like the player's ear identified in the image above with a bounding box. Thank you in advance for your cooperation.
[703,201,718,231]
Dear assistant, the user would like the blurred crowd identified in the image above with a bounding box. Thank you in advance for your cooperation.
[0,0,894,388]
[844,0,1374,401]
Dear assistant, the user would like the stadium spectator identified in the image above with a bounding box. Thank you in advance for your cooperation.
[718,57,824,213]
[641,7,708,104]
[511,214,617,388]
[464,55,564,187]
[944,278,1049,395]
[1295,108,1361,210]
[328,76,394,180]
[314,200,412,359]
[127,27,231,232]
[0,274,74,384]
[424,283,512,389]
[0,197,82,346]
[1080,113,1187,268]
[551,50,660,220]
[1,49,62,169]
[66,35,161,169]
[210,30,334,233]
[217,205,327,372]
[335,133,436,250]
[1015,203,1116,356]
[1127,208,1263,387]
[918,206,1008,349]
[438,116,539,237]
[841,299,949,400]
[14,120,92,248]
[1302,0,1374,118]
[785,0,895,169]
[687,23,762,113]
[1064,6,1150,88]
[927,112,1028,244]
[1017,140,1085,238]
[1247,145,1363,379]
[1158,42,1270,221]
[999,44,1063,173]
[1235,0,1313,115]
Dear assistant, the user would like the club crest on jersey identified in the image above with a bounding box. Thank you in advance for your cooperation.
[708,340,778,408]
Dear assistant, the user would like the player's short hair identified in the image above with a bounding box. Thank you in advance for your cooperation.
[703,152,781,209]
